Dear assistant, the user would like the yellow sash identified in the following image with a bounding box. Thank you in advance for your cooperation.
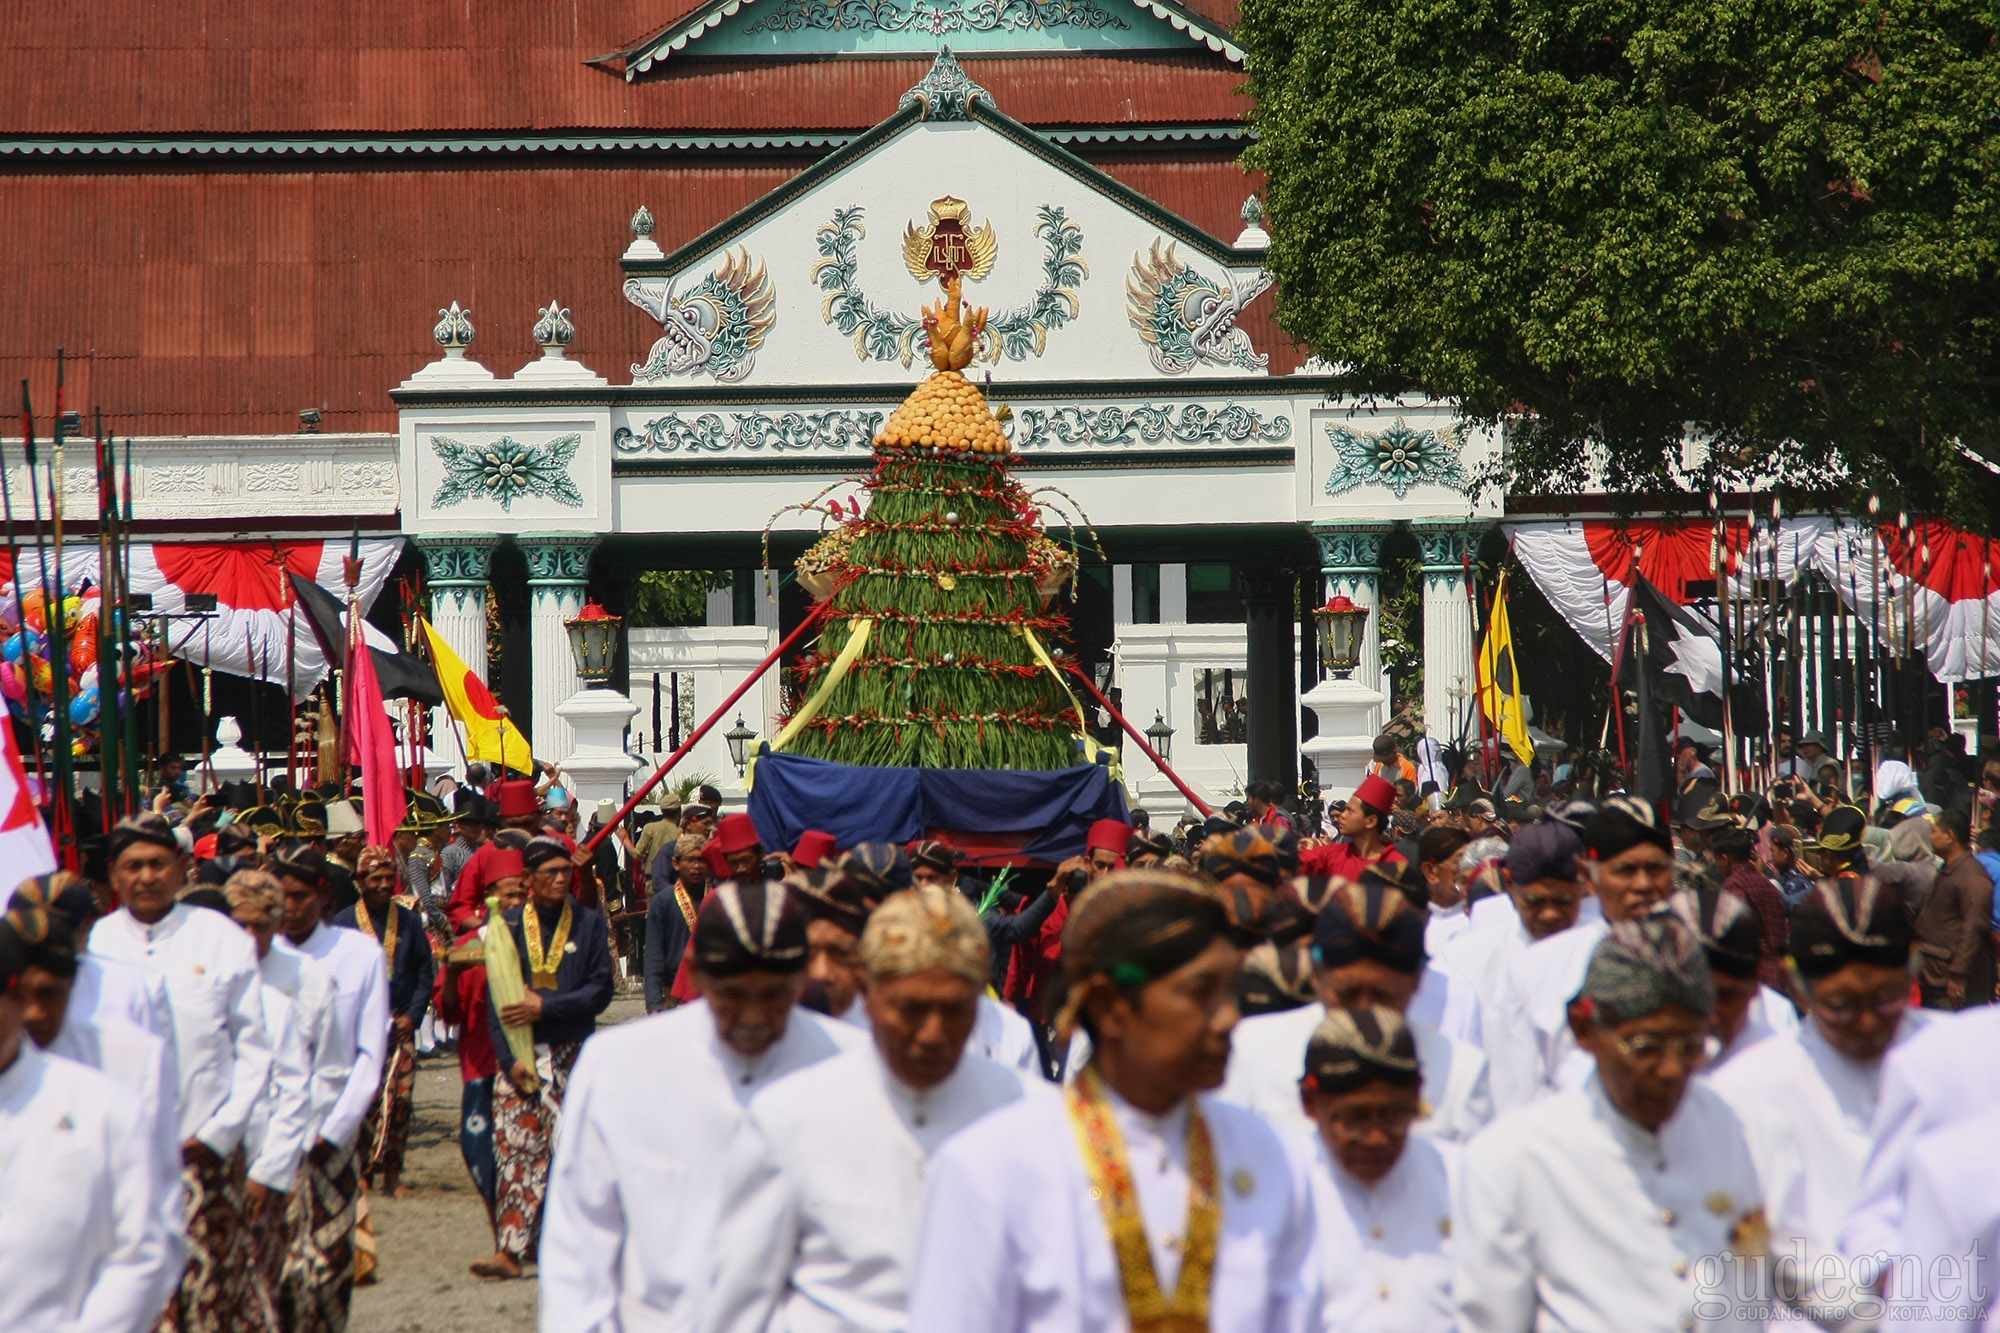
[521,898,574,989]
[1065,1065,1219,1332]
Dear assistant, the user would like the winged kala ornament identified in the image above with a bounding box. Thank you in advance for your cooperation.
[623,246,777,383]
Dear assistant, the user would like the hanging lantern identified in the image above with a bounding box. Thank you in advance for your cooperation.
[564,601,622,687]
[1314,595,1369,681]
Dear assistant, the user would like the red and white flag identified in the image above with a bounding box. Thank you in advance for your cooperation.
[0,716,57,892]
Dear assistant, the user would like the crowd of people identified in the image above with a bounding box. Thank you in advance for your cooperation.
[4,724,1999,1331]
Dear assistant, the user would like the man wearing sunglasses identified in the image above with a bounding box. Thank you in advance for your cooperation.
[1455,914,1767,1331]
[1710,877,1926,1277]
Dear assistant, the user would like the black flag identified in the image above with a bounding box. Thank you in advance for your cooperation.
[1619,575,1725,731]
[287,572,444,707]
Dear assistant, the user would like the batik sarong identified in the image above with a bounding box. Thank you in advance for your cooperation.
[279,1137,360,1333]
[493,1041,581,1262]
[362,1030,418,1184]
[153,1146,249,1333]
[460,1074,498,1205]
[223,1149,282,1332]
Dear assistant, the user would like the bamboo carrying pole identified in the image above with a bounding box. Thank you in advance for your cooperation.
[1062,661,1214,817]
[581,602,831,855]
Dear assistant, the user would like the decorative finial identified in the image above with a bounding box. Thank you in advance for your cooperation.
[630,204,656,237]
[899,48,988,122]
[433,301,475,354]
[533,300,575,354]
[1241,194,1266,228]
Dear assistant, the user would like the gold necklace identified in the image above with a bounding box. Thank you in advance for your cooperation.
[354,899,399,964]
[521,898,573,989]
[1066,1064,1218,1332]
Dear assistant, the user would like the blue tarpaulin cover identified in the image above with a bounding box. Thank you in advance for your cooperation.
[746,751,1128,864]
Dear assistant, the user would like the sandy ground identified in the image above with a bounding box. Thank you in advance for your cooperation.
[350,993,647,1332]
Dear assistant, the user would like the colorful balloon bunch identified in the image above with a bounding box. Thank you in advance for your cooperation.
[0,581,170,751]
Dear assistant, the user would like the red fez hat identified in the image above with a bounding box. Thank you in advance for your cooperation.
[494,780,541,819]
[193,832,219,860]
[1087,818,1133,858]
[717,812,763,855]
[701,840,733,882]
[1353,774,1398,815]
[485,847,526,881]
[793,829,839,868]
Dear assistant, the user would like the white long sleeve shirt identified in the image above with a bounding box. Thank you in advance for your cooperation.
[1709,1011,1932,1260]
[538,1000,868,1333]
[703,1044,1027,1333]
[1482,917,1607,1114]
[245,983,315,1193]
[43,1016,187,1309]
[1840,1006,2000,1261]
[0,1043,177,1333]
[1305,1132,1458,1333]
[1887,1105,2000,1328]
[971,993,1042,1076]
[1454,1075,1767,1333]
[908,1082,1322,1333]
[90,901,273,1154]
[258,947,347,1144]
[67,953,175,1047]
[276,920,389,1150]
[1218,1001,1492,1144]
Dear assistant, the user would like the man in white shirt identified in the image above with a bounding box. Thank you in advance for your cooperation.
[1711,876,1928,1317]
[1456,912,1770,1331]
[0,902,178,1332]
[44,876,177,1051]
[799,859,1040,1074]
[1673,881,1802,1073]
[1297,1005,1453,1333]
[1885,1104,2000,1329]
[540,875,867,1331]
[1840,1003,2000,1263]
[910,870,1321,1331]
[705,882,1027,1332]
[1482,797,1675,1111]
[1433,819,1595,1053]
[270,845,389,1333]
[1221,877,1490,1142]
[225,868,327,1310]
[15,873,184,1255]
[88,814,274,1330]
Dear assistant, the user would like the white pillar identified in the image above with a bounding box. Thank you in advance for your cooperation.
[1160,563,1189,623]
[557,687,643,805]
[520,533,600,770]
[1311,524,1392,744]
[1413,524,1483,749]
[1112,564,1134,626]
[416,534,497,780]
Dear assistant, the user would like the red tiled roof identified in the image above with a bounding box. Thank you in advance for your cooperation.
[0,153,1300,437]
[4,5,1247,134]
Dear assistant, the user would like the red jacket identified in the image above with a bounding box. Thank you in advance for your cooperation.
[1005,894,1070,1025]
[433,929,498,1081]
[1298,840,1407,881]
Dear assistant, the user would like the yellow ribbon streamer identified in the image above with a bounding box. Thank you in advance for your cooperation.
[747,617,875,790]
[1017,625,1124,782]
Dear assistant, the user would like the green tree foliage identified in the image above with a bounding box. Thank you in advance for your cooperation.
[628,571,732,627]
[1240,0,2000,518]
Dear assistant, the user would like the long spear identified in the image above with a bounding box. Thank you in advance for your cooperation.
[4,385,45,796]
[46,352,75,867]
[95,410,121,823]
[119,435,139,816]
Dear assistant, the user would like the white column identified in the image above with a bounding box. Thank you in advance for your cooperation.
[1160,563,1189,623]
[705,583,734,627]
[520,533,600,770]
[1413,524,1483,749]
[1304,524,1392,791]
[416,534,497,780]
[1112,564,1134,627]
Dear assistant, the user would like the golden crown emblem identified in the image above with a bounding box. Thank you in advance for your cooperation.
[903,195,998,286]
